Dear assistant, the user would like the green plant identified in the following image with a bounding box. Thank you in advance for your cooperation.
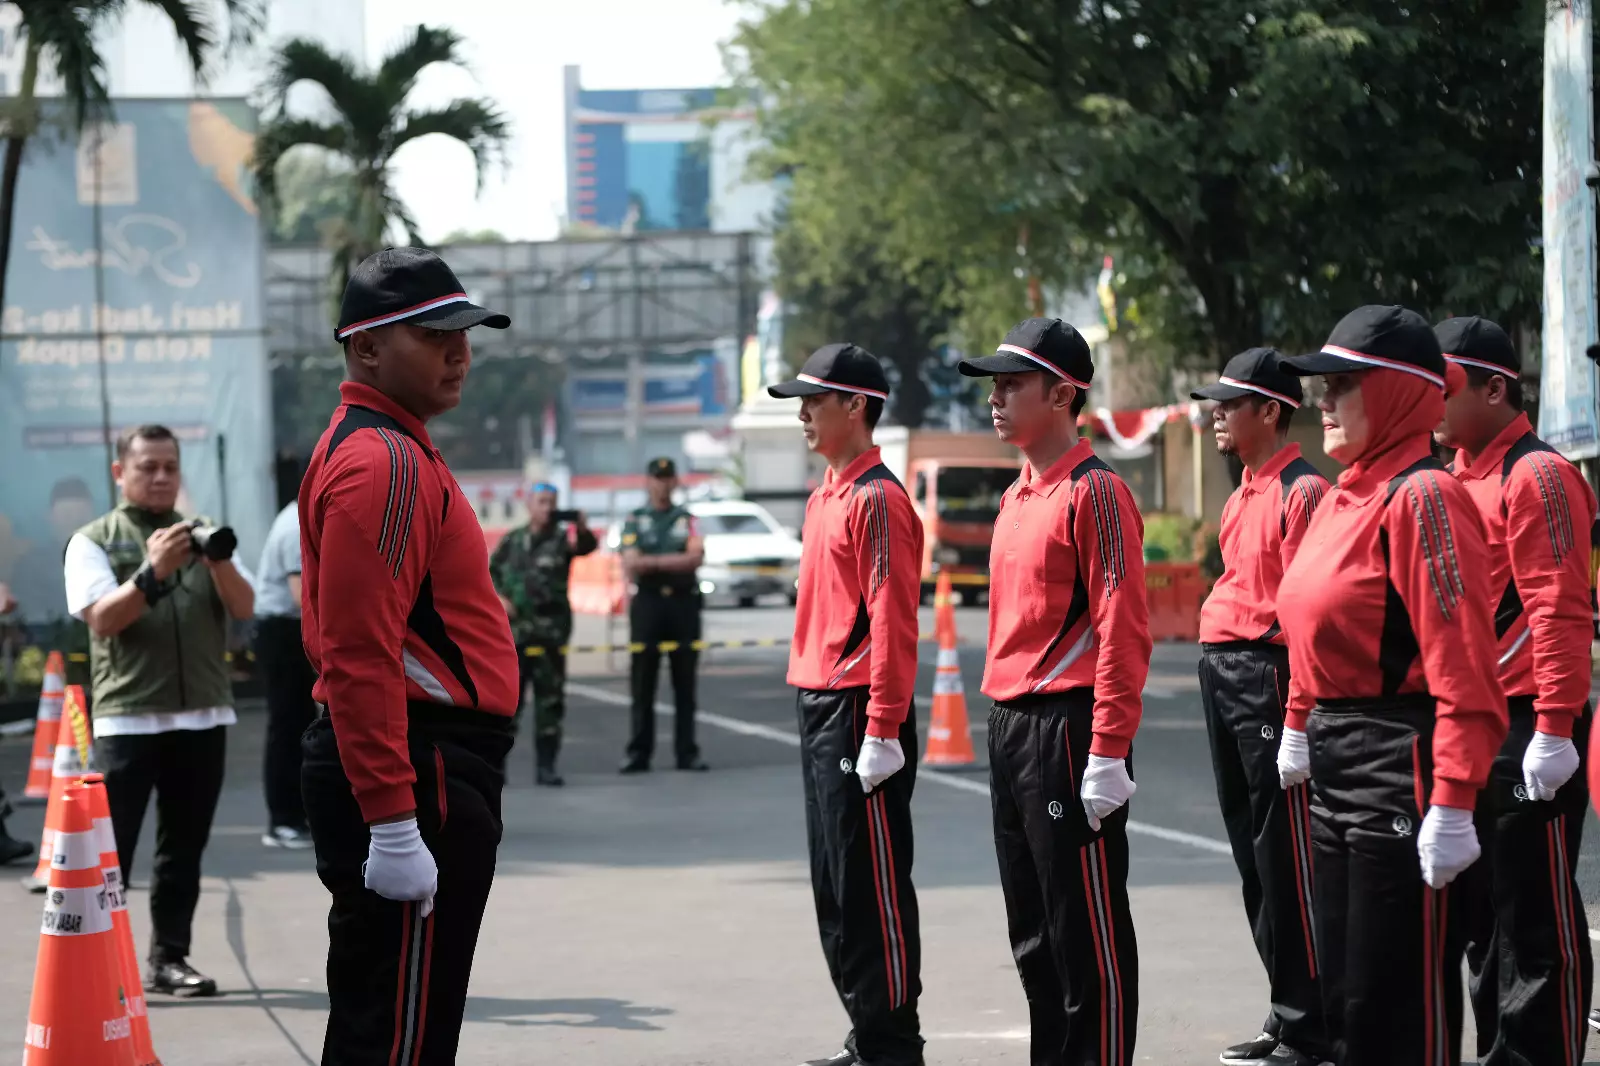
[1142,513,1200,563]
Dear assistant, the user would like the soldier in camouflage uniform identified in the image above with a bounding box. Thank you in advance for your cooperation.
[489,483,597,786]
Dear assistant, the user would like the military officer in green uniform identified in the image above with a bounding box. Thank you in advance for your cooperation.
[489,482,597,786]
[619,458,709,773]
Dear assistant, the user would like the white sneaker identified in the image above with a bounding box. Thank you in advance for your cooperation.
[262,825,313,850]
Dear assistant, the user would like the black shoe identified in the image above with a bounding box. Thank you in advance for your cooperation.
[536,765,565,787]
[619,758,650,774]
[797,1051,856,1066]
[146,958,219,998]
[1220,1032,1279,1064]
[1261,1046,1330,1066]
[0,831,33,866]
[676,757,710,772]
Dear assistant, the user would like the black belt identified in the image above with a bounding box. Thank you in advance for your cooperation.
[636,584,696,598]
[314,700,516,738]
[1314,693,1436,716]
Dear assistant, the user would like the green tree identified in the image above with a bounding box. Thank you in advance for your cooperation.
[253,24,511,297]
[267,149,359,244]
[439,227,507,244]
[730,0,1544,369]
[0,0,264,317]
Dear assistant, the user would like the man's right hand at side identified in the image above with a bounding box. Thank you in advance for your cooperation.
[364,817,438,917]
[146,522,198,581]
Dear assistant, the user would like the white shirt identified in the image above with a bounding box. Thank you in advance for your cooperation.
[253,503,302,619]
[64,532,251,738]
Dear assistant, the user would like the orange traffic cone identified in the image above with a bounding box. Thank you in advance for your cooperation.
[81,775,159,1066]
[22,653,66,802]
[22,781,138,1066]
[923,572,976,766]
[24,686,95,893]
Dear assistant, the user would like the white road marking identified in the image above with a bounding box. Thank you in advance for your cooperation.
[569,682,1234,857]
[0,719,35,737]
[925,1029,1030,1041]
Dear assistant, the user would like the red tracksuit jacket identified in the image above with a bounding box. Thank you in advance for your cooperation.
[786,447,923,737]
[1200,442,1331,645]
[1452,414,1596,737]
[982,439,1151,758]
[300,382,519,822]
[1278,440,1507,809]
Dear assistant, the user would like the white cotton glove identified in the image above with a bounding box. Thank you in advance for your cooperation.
[364,818,437,917]
[856,736,905,793]
[1277,726,1311,790]
[1523,731,1580,801]
[1417,805,1480,888]
[1081,755,1136,832]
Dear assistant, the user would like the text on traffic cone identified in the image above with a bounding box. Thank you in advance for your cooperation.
[82,774,160,1066]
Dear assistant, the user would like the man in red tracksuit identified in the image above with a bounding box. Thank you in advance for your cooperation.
[770,343,925,1066]
[1433,315,1593,1066]
[958,318,1151,1066]
[299,248,520,1065]
[1277,304,1508,1066]
[1191,348,1331,1066]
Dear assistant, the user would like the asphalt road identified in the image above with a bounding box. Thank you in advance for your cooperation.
[0,603,1594,1065]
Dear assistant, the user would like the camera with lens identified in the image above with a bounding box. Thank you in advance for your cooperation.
[190,524,237,562]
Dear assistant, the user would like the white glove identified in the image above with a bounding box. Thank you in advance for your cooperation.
[1081,755,1136,831]
[1417,805,1480,888]
[364,818,437,917]
[1523,731,1580,801]
[856,736,905,793]
[1277,726,1311,789]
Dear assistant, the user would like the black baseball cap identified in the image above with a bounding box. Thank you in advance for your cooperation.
[1190,347,1303,408]
[1281,305,1444,387]
[646,457,677,478]
[335,247,511,342]
[1435,316,1520,378]
[768,343,890,400]
[958,318,1093,389]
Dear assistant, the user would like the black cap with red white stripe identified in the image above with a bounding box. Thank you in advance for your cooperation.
[768,343,891,400]
[957,317,1094,391]
[1282,304,1445,388]
[1190,347,1303,408]
[334,247,510,342]
[1433,316,1520,379]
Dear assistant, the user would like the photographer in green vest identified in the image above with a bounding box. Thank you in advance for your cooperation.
[63,424,256,998]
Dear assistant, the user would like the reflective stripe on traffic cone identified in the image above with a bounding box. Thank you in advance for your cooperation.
[22,783,137,1066]
[923,571,976,766]
[81,774,159,1066]
[24,686,95,893]
[22,652,65,802]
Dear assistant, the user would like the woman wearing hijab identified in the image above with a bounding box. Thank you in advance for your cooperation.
[1274,305,1508,1066]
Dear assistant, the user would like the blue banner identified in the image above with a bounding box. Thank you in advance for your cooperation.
[0,99,272,622]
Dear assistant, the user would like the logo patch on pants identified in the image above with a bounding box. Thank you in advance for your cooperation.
[1047,800,1064,820]
[1392,815,1413,836]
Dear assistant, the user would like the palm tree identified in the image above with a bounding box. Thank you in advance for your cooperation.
[0,0,264,318]
[253,25,510,299]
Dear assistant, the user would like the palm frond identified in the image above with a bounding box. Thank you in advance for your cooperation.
[215,0,267,55]
[393,99,510,193]
[377,25,470,108]
[19,2,112,129]
[252,118,349,204]
[263,37,367,119]
[136,0,214,79]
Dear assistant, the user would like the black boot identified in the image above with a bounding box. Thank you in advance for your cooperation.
[0,821,31,866]
[535,736,564,787]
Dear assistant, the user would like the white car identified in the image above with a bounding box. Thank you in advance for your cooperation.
[607,499,803,607]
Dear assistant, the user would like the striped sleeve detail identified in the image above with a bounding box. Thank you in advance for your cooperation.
[857,480,892,595]
[1517,452,1577,565]
[1403,472,1468,621]
[1285,475,1328,529]
[1081,468,1128,596]
[373,428,420,580]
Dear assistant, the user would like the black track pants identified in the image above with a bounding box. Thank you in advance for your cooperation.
[1462,698,1591,1066]
[302,706,514,1066]
[1199,643,1326,1055]
[989,691,1138,1066]
[1307,700,1462,1066]
[797,687,924,1066]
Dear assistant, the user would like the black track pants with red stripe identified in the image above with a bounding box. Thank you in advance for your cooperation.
[1198,643,1326,1056]
[1462,699,1592,1066]
[302,706,515,1066]
[1306,699,1463,1066]
[797,687,924,1066]
[989,691,1138,1066]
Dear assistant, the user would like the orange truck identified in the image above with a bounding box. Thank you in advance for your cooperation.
[873,427,1021,602]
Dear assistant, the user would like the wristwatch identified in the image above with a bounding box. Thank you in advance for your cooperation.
[132,562,170,605]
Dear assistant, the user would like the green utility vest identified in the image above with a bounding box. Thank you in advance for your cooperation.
[620,504,698,594]
[77,504,233,717]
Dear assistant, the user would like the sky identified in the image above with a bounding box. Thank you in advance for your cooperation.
[366,0,749,243]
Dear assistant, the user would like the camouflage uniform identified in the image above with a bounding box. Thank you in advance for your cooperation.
[488,520,598,777]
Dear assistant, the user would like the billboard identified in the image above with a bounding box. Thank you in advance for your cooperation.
[0,99,272,622]
[567,352,735,426]
[1539,2,1600,458]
